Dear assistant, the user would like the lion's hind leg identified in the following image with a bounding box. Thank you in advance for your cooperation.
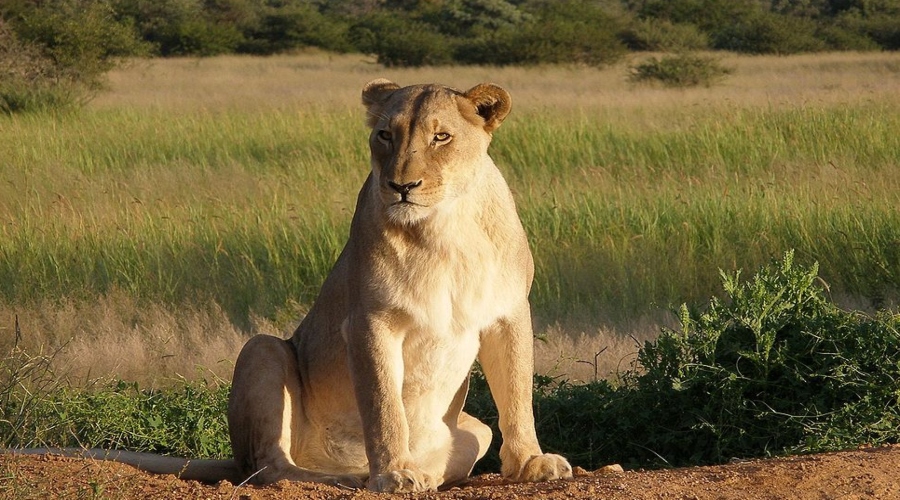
[228,335,363,488]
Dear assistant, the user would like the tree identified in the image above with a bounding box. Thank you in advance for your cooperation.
[1,0,148,112]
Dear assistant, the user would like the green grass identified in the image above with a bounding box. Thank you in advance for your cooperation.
[0,348,229,457]
[507,103,900,322]
[1,101,899,328]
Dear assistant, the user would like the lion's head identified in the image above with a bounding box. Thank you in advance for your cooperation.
[361,79,511,226]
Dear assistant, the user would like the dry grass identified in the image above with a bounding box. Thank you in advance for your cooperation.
[0,295,254,387]
[98,51,900,115]
[2,298,653,386]
[533,321,665,383]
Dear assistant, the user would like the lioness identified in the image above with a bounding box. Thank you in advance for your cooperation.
[10,80,572,493]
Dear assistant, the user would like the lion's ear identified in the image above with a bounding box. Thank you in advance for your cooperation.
[362,79,401,128]
[464,83,511,132]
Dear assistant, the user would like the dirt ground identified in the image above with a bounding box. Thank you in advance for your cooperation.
[3,445,899,499]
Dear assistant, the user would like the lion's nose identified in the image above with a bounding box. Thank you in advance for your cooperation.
[387,180,422,196]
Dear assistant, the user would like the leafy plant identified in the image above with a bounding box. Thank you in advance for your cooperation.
[556,252,899,468]
[0,0,147,113]
[630,53,732,88]
[1,360,231,458]
[350,12,456,67]
[470,252,900,470]
[622,18,709,51]
[0,21,77,114]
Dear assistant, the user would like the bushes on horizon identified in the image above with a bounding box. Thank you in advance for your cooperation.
[835,9,900,50]
[636,0,895,53]
[5,0,900,66]
[0,0,147,113]
[639,0,827,54]
[352,0,628,68]
[350,12,456,67]
[114,0,245,56]
[240,2,352,55]
[711,10,827,54]
[499,0,628,67]
[621,18,710,51]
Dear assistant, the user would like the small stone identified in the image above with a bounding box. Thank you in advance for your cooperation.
[596,464,625,475]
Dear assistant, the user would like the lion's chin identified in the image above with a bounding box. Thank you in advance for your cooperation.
[385,202,431,226]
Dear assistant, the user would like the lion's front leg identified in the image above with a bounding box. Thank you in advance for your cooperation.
[479,304,573,483]
[345,314,438,493]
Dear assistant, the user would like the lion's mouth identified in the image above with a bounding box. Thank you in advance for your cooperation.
[385,192,426,207]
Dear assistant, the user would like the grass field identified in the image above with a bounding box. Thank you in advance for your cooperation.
[1,51,899,385]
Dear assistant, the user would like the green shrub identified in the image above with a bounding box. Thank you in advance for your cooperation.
[0,0,147,113]
[711,11,827,54]
[626,251,900,463]
[350,12,456,67]
[115,0,243,56]
[629,53,732,88]
[471,252,900,470]
[500,0,628,67]
[622,18,709,51]
[558,252,899,468]
[241,3,352,54]
[0,22,77,113]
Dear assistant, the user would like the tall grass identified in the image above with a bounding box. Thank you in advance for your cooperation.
[1,52,899,382]
[0,109,362,322]
[501,103,900,323]
[3,102,896,323]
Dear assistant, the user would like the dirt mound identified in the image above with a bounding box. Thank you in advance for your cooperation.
[3,445,898,499]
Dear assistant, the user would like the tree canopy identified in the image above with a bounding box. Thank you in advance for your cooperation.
[2,0,898,70]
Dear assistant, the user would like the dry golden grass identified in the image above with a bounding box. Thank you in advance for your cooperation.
[2,296,652,386]
[533,321,665,383]
[1,295,250,387]
[2,277,667,384]
[98,51,900,115]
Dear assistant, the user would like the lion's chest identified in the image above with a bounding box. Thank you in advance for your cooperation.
[376,222,516,408]
[379,227,512,340]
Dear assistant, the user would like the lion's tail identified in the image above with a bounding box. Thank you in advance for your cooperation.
[7,448,242,483]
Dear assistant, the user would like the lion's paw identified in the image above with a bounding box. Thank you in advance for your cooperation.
[368,468,437,493]
[516,453,573,482]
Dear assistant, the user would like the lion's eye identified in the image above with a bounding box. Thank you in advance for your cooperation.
[433,132,451,142]
[377,130,392,142]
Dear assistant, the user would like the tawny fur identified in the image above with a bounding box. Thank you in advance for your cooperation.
[9,80,572,493]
